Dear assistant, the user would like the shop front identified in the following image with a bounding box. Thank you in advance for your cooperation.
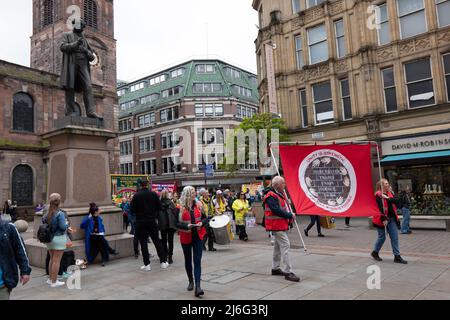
[381,132,450,215]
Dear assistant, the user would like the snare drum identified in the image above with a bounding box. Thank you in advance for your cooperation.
[209,215,233,245]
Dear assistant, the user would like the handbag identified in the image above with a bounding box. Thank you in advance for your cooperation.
[245,215,256,228]
[1,213,12,222]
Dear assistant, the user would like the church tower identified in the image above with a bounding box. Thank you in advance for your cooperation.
[30,0,117,92]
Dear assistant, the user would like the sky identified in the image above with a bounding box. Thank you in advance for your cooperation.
[0,0,259,82]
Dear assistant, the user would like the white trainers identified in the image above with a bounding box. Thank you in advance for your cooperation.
[46,279,52,285]
[140,265,151,271]
[160,262,169,269]
[50,280,65,288]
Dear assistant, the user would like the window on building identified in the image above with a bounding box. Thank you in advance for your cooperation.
[308,24,328,64]
[138,113,155,128]
[119,119,132,132]
[13,93,34,132]
[84,0,98,29]
[162,86,181,98]
[334,19,346,58]
[196,64,215,74]
[120,100,138,111]
[161,132,179,149]
[160,107,179,123]
[120,163,133,175]
[397,0,427,39]
[162,157,181,174]
[307,0,326,9]
[248,76,258,86]
[295,35,304,69]
[405,58,435,108]
[443,53,450,101]
[232,85,252,97]
[193,83,222,93]
[117,89,126,97]
[140,93,159,105]
[340,79,352,120]
[171,68,184,78]
[140,159,157,175]
[195,104,224,117]
[312,82,334,124]
[149,74,167,86]
[130,82,146,92]
[197,128,224,145]
[377,3,391,45]
[299,89,308,128]
[43,0,54,28]
[236,105,257,119]
[11,165,34,206]
[139,136,155,153]
[292,0,301,13]
[120,141,132,156]
[224,67,241,78]
[436,0,450,27]
[382,67,398,112]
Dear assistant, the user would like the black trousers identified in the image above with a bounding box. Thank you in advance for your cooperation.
[136,220,167,266]
[202,223,215,250]
[306,215,322,234]
[345,217,351,225]
[236,225,248,240]
[89,235,109,263]
[161,229,176,258]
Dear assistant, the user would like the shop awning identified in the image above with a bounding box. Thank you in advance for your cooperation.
[381,150,450,164]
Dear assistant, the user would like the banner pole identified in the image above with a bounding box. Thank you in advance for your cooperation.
[269,144,308,252]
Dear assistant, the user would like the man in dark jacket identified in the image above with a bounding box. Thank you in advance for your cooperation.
[0,220,31,300]
[130,180,168,271]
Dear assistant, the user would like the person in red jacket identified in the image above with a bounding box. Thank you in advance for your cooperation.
[263,176,300,282]
[371,179,407,264]
[177,186,208,297]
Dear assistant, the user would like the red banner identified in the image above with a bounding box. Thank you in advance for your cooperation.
[279,144,380,217]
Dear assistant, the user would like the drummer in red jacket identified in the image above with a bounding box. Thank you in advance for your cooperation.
[177,186,208,298]
[263,176,300,282]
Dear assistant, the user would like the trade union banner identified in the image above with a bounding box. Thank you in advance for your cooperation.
[279,144,380,217]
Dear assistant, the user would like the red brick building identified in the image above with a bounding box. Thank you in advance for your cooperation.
[0,0,118,218]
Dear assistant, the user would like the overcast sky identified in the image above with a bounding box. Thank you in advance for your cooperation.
[0,0,258,82]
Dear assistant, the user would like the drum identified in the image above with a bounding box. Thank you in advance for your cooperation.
[210,214,232,245]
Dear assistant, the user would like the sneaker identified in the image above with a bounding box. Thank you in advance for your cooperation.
[318,233,325,237]
[209,248,217,252]
[285,273,300,282]
[160,262,169,269]
[50,280,65,288]
[140,265,151,271]
[271,269,286,276]
[46,279,52,285]
[62,272,72,279]
[345,224,350,228]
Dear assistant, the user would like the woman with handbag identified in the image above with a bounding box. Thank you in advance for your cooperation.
[177,186,208,298]
[371,179,407,264]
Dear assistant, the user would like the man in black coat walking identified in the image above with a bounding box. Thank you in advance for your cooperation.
[130,180,168,271]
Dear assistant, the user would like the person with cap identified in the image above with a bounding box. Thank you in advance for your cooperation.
[130,180,169,271]
[213,190,227,216]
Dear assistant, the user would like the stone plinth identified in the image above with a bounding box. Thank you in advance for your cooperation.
[41,126,116,208]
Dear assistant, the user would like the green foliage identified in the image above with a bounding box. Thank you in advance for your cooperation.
[220,113,289,175]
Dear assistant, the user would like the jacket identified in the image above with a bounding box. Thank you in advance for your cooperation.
[130,188,162,224]
[0,221,32,290]
[158,199,178,231]
[177,206,207,245]
[373,191,400,228]
[60,32,94,91]
[42,210,69,236]
[232,199,250,226]
[263,189,293,231]
[80,215,108,263]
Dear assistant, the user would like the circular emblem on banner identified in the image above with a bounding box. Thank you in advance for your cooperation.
[298,149,357,213]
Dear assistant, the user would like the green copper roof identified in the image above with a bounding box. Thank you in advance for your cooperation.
[118,59,259,117]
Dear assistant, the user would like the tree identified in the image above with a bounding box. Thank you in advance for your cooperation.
[220,113,290,175]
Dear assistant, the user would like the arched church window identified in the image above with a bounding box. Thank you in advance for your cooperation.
[13,93,34,133]
[84,0,98,29]
[11,165,34,207]
[42,0,54,28]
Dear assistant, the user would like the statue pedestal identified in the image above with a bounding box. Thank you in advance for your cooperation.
[25,125,134,268]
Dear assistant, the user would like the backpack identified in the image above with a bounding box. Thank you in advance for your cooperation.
[37,217,55,244]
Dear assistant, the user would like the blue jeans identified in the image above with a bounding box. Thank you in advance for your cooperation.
[374,218,400,256]
[400,208,411,233]
[182,238,203,284]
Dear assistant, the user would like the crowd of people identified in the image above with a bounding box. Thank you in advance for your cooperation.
[0,175,412,300]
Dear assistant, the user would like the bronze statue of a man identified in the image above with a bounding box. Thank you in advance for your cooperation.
[60,18,102,119]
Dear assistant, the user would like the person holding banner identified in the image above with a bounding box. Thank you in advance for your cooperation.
[372,179,407,264]
[263,176,300,282]
[304,215,325,237]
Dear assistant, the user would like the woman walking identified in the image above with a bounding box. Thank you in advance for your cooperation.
[177,186,208,298]
[232,191,250,241]
[371,179,407,264]
[304,215,324,237]
[43,193,72,287]
[159,190,178,264]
